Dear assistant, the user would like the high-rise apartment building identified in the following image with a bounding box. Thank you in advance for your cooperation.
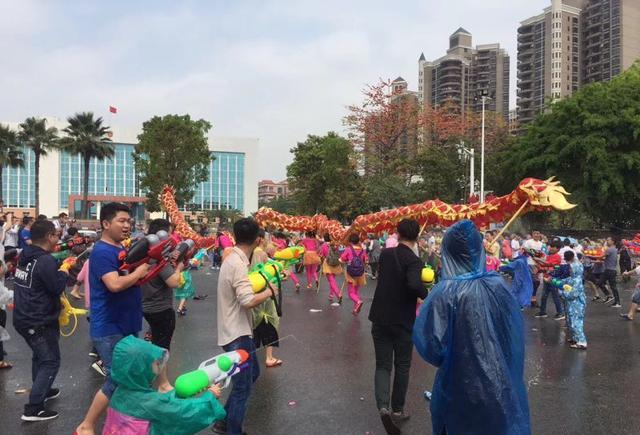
[418,28,510,120]
[517,0,640,128]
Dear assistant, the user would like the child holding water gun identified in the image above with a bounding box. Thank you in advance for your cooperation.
[102,335,226,435]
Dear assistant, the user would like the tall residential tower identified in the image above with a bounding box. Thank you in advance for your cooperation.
[418,28,510,120]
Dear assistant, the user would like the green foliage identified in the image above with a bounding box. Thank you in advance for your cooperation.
[0,124,24,204]
[287,132,362,221]
[59,112,113,219]
[505,62,640,227]
[261,195,298,215]
[134,115,213,212]
[204,208,243,227]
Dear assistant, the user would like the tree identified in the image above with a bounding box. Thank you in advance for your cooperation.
[134,115,212,212]
[59,112,114,219]
[504,62,640,227]
[0,124,24,205]
[205,208,243,228]
[262,195,298,215]
[18,117,59,215]
[287,132,362,221]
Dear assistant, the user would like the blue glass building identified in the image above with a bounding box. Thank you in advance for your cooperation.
[189,151,245,212]
[1,146,36,208]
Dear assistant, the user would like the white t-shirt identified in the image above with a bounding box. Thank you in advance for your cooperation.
[573,244,583,255]
[511,239,521,257]
[523,239,543,265]
[3,225,19,248]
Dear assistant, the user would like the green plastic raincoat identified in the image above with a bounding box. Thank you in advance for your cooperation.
[106,336,226,435]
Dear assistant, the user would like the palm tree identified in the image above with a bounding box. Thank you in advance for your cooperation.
[59,112,114,219]
[0,124,25,205]
[18,117,59,215]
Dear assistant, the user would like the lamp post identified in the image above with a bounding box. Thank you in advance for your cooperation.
[459,142,475,198]
[479,91,492,203]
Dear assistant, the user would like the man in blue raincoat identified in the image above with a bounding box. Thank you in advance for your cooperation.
[499,254,533,308]
[413,220,530,435]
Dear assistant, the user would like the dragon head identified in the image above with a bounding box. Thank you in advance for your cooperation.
[517,177,577,211]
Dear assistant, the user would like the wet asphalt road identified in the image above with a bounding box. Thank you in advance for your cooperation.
[1,269,640,435]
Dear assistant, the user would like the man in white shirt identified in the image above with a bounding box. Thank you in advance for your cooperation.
[3,213,20,249]
[558,239,575,264]
[510,234,521,258]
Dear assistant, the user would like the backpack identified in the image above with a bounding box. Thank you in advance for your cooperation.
[346,247,365,277]
[326,246,341,267]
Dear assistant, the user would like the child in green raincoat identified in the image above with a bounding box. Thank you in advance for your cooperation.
[175,270,195,316]
[102,336,226,435]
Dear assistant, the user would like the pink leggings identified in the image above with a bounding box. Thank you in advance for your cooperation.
[289,267,300,286]
[348,283,361,305]
[305,265,318,286]
[326,274,341,299]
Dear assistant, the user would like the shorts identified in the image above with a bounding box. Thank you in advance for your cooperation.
[253,320,279,348]
[93,332,138,398]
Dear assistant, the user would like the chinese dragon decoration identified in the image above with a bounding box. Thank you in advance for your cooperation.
[255,177,576,242]
[161,178,576,244]
[161,186,219,248]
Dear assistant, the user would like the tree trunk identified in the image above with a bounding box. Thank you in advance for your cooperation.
[34,152,40,216]
[82,155,90,219]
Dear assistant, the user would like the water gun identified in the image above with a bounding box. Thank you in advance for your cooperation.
[59,294,88,337]
[51,250,73,262]
[175,350,250,398]
[54,236,92,253]
[119,231,183,285]
[189,248,208,268]
[421,265,435,286]
[273,246,305,268]
[248,260,284,316]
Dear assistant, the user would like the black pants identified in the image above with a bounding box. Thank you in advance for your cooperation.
[371,322,413,412]
[370,262,379,278]
[16,325,61,414]
[599,269,619,304]
[143,308,176,350]
[0,308,6,360]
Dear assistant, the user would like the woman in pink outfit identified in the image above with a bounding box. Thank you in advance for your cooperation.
[319,234,343,304]
[273,232,300,291]
[300,232,320,289]
[340,233,368,315]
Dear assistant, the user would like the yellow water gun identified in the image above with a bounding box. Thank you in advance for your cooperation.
[59,294,88,337]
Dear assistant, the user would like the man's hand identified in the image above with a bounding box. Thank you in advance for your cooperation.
[175,261,185,273]
[208,383,222,398]
[134,263,151,278]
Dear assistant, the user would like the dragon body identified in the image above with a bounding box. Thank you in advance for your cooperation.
[162,178,576,243]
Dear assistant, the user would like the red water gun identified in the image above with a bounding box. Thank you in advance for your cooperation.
[54,236,93,253]
[119,231,198,285]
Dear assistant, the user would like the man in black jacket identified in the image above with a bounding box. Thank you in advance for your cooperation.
[13,219,69,422]
[369,219,427,433]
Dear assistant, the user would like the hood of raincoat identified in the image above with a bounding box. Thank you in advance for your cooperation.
[111,335,165,391]
[413,220,531,435]
[109,336,227,435]
[440,219,486,279]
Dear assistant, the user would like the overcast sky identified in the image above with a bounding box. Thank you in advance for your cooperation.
[1,0,550,181]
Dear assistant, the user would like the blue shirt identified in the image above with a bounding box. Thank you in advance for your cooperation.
[18,228,31,250]
[89,240,142,338]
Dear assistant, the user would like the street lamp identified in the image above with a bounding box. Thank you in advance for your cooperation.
[457,141,475,198]
[478,90,493,203]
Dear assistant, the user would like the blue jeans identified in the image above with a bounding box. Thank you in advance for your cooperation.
[93,333,137,398]
[222,335,260,435]
[539,283,564,315]
[16,325,61,414]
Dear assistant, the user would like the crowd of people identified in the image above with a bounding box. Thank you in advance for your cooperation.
[1,203,639,435]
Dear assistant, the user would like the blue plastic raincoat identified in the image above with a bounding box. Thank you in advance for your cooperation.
[413,220,530,435]
[499,255,533,307]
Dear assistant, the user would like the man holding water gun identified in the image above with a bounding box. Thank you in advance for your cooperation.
[213,218,279,435]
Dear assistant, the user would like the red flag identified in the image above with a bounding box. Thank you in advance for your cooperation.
[109,106,117,114]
